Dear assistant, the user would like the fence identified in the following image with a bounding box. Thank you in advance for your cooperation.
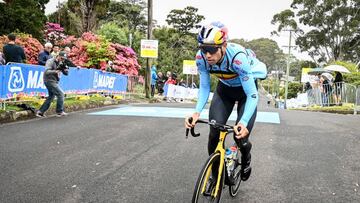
[0,63,129,109]
[306,82,360,114]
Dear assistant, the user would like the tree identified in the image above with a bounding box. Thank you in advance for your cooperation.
[248,38,285,71]
[0,0,49,40]
[271,0,360,63]
[99,0,147,33]
[67,0,110,33]
[152,27,198,77]
[47,2,80,36]
[97,22,128,45]
[166,6,205,35]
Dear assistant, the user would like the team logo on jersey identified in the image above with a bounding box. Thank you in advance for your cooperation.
[251,94,257,98]
[234,59,242,65]
[242,76,249,81]
[196,54,202,60]
[196,62,202,67]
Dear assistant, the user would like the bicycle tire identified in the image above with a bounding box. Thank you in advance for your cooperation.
[192,152,224,203]
[229,148,242,197]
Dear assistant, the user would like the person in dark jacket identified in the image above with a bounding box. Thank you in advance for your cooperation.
[38,42,53,65]
[3,33,26,63]
[36,51,69,117]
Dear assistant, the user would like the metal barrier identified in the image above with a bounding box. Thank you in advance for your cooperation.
[355,87,360,115]
[306,82,351,107]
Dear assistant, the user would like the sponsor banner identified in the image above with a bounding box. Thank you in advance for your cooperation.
[165,84,200,99]
[183,60,198,75]
[0,64,128,99]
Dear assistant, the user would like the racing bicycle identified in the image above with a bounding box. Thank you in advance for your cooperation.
[186,119,243,203]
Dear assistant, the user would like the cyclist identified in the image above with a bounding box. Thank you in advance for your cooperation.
[185,21,266,182]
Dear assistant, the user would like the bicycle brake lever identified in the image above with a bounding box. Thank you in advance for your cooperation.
[191,127,200,137]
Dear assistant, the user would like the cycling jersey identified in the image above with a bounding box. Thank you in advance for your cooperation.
[195,43,259,127]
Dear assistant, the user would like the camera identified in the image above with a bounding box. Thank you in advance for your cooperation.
[57,61,69,75]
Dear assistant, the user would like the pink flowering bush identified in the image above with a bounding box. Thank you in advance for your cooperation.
[0,34,43,65]
[44,22,67,45]
[63,32,140,76]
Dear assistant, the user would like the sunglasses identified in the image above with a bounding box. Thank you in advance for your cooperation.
[199,46,221,54]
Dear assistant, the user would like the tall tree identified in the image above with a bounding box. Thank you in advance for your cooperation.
[0,0,49,39]
[67,0,110,33]
[153,27,198,75]
[166,6,205,35]
[99,0,147,33]
[271,0,360,63]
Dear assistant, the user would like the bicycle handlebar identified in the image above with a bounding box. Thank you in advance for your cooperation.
[185,118,236,139]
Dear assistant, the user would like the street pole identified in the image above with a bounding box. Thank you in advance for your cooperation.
[283,30,295,109]
[145,0,153,98]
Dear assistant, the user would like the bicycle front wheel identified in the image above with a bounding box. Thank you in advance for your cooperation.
[229,148,242,197]
[192,152,224,203]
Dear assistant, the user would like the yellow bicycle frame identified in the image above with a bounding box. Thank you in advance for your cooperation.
[201,130,228,198]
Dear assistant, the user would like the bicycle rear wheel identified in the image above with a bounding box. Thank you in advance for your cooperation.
[192,152,224,203]
[229,148,242,197]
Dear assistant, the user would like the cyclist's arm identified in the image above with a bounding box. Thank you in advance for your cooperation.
[232,53,258,127]
[195,52,211,113]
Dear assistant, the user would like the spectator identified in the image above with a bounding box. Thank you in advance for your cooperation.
[51,45,60,58]
[36,51,69,117]
[151,65,157,97]
[38,42,53,66]
[333,71,343,105]
[320,75,332,106]
[62,47,76,67]
[2,33,26,63]
[156,72,165,95]
[106,61,114,72]
[165,73,177,85]
[166,71,171,81]
[0,51,5,65]
[178,78,187,87]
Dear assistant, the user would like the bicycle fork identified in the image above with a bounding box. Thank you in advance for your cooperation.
[201,131,227,198]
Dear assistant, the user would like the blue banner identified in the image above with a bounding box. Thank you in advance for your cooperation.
[0,63,128,99]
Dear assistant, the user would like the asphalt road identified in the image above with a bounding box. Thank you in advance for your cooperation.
[1,98,360,202]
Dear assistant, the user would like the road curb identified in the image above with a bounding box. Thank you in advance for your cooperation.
[0,99,129,124]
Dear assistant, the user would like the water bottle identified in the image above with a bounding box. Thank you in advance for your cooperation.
[225,147,234,177]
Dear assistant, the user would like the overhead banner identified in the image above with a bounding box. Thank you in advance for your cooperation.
[0,63,128,99]
[183,60,198,75]
[140,39,158,58]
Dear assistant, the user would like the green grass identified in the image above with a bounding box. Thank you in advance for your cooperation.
[291,103,356,114]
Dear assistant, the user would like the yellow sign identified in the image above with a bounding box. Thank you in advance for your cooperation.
[183,60,197,75]
[140,40,158,58]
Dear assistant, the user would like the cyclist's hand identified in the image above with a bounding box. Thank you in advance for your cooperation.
[185,112,200,129]
[234,123,249,139]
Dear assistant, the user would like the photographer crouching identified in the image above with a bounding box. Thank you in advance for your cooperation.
[36,51,69,117]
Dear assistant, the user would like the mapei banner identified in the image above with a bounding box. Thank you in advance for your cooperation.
[0,63,128,99]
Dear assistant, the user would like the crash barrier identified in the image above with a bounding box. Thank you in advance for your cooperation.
[0,63,128,108]
[306,82,351,106]
[304,82,360,114]
[164,84,214,101]
[355,87,360,115]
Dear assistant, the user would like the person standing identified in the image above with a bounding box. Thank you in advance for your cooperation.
[2,33,26,63]
[38,42,53,66]
[51,45,60,58]
[151,65,157,97]
[36,51,69,117]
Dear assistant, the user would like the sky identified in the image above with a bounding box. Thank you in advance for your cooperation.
[45,0,311,60]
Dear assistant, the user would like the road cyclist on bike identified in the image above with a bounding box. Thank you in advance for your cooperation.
[185,21,267,185]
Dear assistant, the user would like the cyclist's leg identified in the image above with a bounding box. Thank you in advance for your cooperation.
[235,99,257,181]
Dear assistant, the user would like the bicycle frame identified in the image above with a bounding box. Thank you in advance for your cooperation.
[201,130,228,198]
